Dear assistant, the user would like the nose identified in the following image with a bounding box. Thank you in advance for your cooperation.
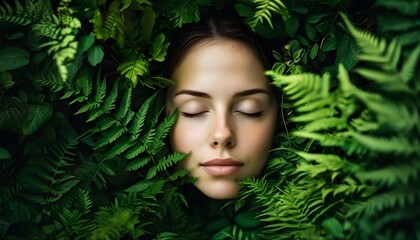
[210,114,236,148]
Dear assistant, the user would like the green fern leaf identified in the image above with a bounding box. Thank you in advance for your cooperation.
[341,13,386,56]
[128,93,156,139]
[169,0,200,28]
[104,137,136,159]
[94,126,127,149]
[93,77,107,104]
[94,115,118,131]
[303,117,347,132]
[248,0,290,30]
[291,108,337,123]
[92,2,125,47]
[117,55,149,87]
[354,68,411,93]
[153,109,178,144]
[126,155,151,171]
[0,0,37,27]
[103,80,119,112]
[347,188,420,218]
[125,143,147,159]
[268,71,330,107]
[350,132,420,156]
[115,87,132,120]
[146,152,187,179]
[401,44,420,83]
[357,162,420,187]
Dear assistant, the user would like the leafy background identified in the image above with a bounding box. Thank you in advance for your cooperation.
[0,0,419,239]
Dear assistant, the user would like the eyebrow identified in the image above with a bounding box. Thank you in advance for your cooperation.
[174,88,271,99]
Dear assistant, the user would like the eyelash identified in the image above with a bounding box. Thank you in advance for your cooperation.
[181,111,263,118]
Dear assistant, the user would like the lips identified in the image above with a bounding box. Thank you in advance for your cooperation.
[201,158,244,176]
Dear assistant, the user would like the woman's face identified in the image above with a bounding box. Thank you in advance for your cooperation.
[168,40,277,199]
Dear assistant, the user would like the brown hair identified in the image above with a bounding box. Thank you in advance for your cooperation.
[163,10,271,78]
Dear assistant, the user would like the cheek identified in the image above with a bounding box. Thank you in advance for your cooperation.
[240,117,276,158]
[170,120,204,153]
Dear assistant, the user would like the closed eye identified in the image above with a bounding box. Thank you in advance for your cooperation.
[237,111,264,117]
[181,112,208,118]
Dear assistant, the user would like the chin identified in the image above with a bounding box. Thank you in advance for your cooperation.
[195,178,241,199]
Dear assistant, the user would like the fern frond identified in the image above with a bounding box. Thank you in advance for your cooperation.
[350,131,419,156]
[258,181,322,233]
[104,137,136,159]
[115,87,132,120]
[128,93,156,139]
[117,55,150,88]
[401,44,420,83]
[146,152,187,179]
[268,71,330,107]
[169,0,200,28]
[295,152,351,178]
[347,187,420,218]
[340,13,386,56]
[291,108,337,122]
[153,109,178,144]
[126,155,151,171]
[357,162,420,187]
[91,1,125,47]
[0,0,41,27]
[94,126,127,149]
[248,0,290,30]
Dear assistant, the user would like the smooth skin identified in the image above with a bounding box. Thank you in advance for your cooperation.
[168,40,277,199]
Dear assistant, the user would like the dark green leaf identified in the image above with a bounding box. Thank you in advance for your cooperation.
[22,104,53,135]
[285,16,299,36]
[0,147,11,159]
[141,7,156,40]
[335,33,359,70]
[79,34,95,53]
[234,3,253,17]
[87,46,104,66]
[305,23,316,41]
[310,43,319,59]
[322,218,345,238]
[0,46,30,72]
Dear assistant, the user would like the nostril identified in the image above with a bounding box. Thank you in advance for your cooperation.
[213,141,219,146]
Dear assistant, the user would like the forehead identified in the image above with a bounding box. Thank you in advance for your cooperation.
[171,40,268,90]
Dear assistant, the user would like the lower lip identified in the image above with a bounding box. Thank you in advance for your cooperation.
[202,166,242,176]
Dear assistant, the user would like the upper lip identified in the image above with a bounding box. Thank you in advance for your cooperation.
[201,158,244,166]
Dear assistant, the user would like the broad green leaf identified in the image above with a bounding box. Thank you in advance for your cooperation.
[234,3,253,17]
[0,71,14,89]
[22,104,53,135]
[305,23,316,41]
[0,46,30,72]
[141,7,156,40]
[79,34,95,53]
[322,218,345,238]
[0,147,11,159]
[285,15,299,36]
[87,45,104,66]
[335,33,358,70]
[152,33,170,62]
[310,43,319,59]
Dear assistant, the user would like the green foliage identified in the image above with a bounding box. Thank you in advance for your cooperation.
[248,0,290,30]
[263,12,420,240]
[0,0,418,239]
